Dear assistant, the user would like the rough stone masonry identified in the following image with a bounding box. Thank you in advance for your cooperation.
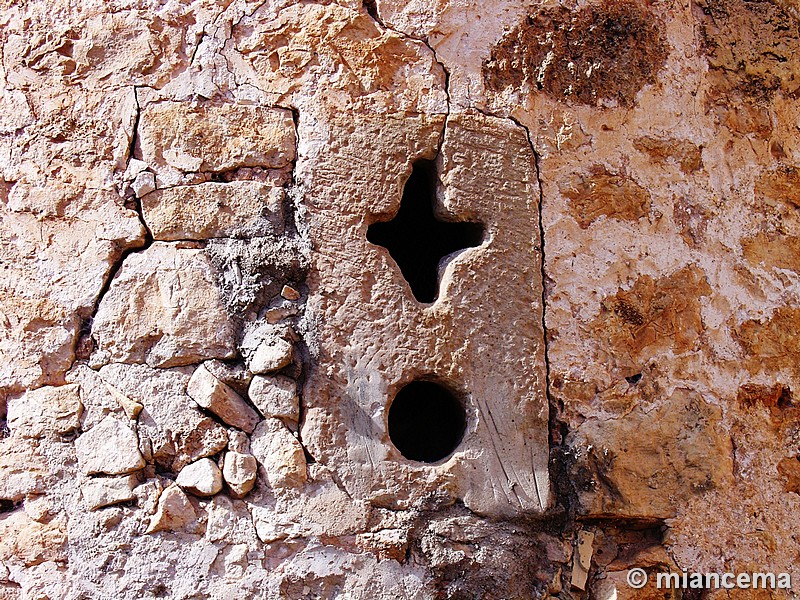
[1,0,800,598]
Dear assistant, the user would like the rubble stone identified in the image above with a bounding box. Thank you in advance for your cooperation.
[248,375,299,424]
[91,243,237,368]
[220,451,257,498]
[146,484,197,534]
[99,363,228,472]
[176,458,223,497]
[187,364,260,433]
[6,384,82,439]
[81,474,138,510]
[131,171,155,197]
[250,418,307,489]
[74,416,145,476]
[247,338,294,375]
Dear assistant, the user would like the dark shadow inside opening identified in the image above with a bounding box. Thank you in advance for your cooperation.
[387,380,467,463]
[367,160,484,303]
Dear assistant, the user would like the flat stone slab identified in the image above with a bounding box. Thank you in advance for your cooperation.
[302,112,550,517]
[137,103,296,175]
[142,182,285,241]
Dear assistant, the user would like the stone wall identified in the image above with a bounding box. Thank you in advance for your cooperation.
[1,0,798,598]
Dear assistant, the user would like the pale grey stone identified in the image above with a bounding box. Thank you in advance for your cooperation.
[221,451,257,498]
[248,375,299,424]
[81,474,138,510]
[176,458,223,497]
[75,416,145,476]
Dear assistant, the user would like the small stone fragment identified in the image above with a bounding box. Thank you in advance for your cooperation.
[248,375,299,424]
[221,451,258,498]
[81,474,138,510]
[227,430,250,454]
[187,364,260,433]
[123,159,148,181]
[75,416,146,476]
[104,383,143,420]
[570,530,594,591]
[281,285,300,301]
[146,484,196,534]
[248,338,294,374]
[176,458,223,497]
[250,418,307,489]
[132,171,155,197]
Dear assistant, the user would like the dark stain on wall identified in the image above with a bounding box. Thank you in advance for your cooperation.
[695,0,800,102]
[483,0,668,107]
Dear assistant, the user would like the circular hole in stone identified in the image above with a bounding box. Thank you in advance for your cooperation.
[387,380,467,463]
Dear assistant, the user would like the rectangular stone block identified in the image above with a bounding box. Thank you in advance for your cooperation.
[138,102,296,174]
[142,182,285,240]
[302,113,550,517]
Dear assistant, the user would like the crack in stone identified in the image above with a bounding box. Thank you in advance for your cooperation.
[507,115,557,514]
[69,85,154,373]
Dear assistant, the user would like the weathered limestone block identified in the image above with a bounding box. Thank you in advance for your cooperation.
[187,364,260,434]
[137,102,295,177]
[176,458,223,497]
[248,375,299,424]
[0,184,146,393]
[250,467,371,543]
[220,451,257,498]
[0,441,50,503]
[302,112,549,516]
[573,389,735,519]
[0,511,66,567]
[91,243,237,368]
[99,363,228,472]
[250,418,307,489]
[284,468,372,538]
[230,2,448,113]
[80,474,138,510]
[6,384,82,439]
[74,416,145,476]
[142,182,285,241]
[3,11,194,91]
[146,484,196,534]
